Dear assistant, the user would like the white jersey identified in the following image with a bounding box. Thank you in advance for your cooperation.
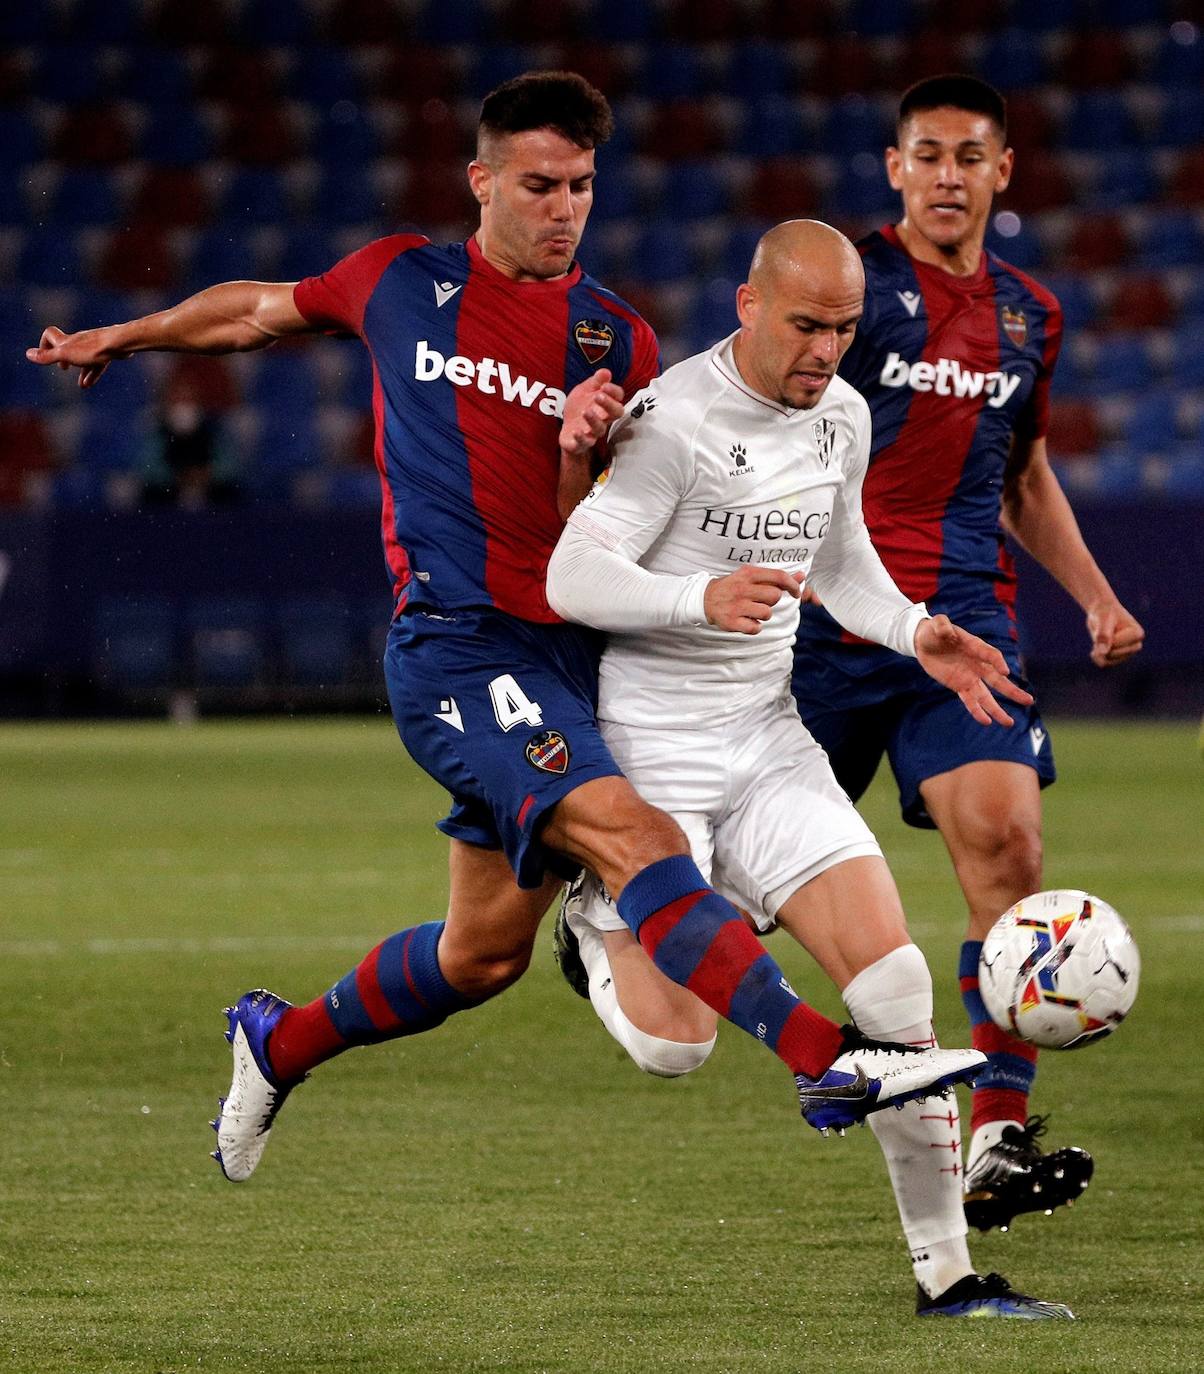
[547,334,928,729]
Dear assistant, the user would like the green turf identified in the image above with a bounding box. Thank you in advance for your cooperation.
[1,718,1201,1373]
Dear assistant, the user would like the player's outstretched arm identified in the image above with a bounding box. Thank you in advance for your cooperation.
[1003,435,1145,668]
[913,615,1035,727]
[26,281,312,389]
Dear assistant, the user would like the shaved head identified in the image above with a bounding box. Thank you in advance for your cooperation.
[733,220,864,410]
[747,219,864,305]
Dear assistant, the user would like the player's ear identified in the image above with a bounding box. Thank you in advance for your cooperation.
[467,159,492,207]
[735,282,758,329]
[885,145,904,191]
[994,145,1015,195]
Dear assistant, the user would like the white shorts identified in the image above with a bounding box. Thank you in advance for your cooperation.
[581,694,882,934]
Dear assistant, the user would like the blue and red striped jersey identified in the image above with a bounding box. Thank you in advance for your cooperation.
[294,234,660,623]
[798,224,1061,651]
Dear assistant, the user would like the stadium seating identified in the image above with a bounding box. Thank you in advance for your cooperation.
[275,596,356,688]
[186,596,268,689]
[94,594,178,692]
[1163,448,1204,496]
[3,0,1201,510]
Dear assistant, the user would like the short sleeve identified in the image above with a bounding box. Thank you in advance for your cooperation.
[293,234,428,336]
[1015,294,1063,443]
[621,318,662,399]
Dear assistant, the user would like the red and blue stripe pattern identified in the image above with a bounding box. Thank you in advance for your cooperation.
[618,855,845,1079]
[294,234,659,624]
[266,921,472,1080]
[958,938,1038,1131]
[799,225,1062,655]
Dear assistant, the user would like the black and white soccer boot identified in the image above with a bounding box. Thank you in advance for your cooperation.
[917,1271,1075,1319]
[552,870,591,1001]
[797,1025,985,1135]
[963,1115,1094,1232]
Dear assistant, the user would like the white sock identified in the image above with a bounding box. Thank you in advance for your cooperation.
[843,944,975,1298]
[574,915,715,1078]
[967,1120,1016,1176]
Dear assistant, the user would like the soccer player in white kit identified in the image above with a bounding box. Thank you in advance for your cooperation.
[546,220,1073,1319]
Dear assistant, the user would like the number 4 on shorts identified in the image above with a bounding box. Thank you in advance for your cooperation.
[488,674,543,731]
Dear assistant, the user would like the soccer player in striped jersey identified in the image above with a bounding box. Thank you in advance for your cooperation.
[791,75,1145,1233]
[27,72,976,1187]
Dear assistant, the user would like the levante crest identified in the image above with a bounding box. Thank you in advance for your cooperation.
[574,320,615,363]
[1001,306,1028,347]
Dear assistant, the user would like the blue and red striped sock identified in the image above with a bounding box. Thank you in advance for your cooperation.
[958,939,1038,1133]
[617,855,844,1080]
[267,921,472,1080]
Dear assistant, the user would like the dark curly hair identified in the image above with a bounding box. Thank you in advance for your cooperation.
[478,71,614,152]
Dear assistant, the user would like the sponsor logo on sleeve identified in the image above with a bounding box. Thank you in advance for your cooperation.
[583,464,613,503]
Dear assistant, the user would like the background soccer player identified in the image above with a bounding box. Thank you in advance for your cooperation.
[790,74,1146,1232]
[27,71,973,1185]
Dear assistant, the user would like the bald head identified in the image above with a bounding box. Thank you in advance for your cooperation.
[747,219,864,304]
[732,219,865,410]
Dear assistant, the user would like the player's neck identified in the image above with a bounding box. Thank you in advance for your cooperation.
[730,334,785,410]
[895,219,984,278]
[471,229,571,284]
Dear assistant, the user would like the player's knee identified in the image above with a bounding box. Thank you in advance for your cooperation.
[842,943,933,1040]
[972,815,1043,891]
[618,1013,717,1078]
[610,796,688,867]
[1006,820,1043,893]
[548,780,690,884]
[587,792,691,885]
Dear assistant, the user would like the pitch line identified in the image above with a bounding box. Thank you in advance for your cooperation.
[1,914,1200,958]
[0,933,380,957]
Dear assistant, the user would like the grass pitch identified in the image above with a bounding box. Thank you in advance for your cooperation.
[1,717,1201,1373]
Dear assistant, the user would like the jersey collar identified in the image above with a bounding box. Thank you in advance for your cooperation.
[881,223,991,291]
[709,333,802,418]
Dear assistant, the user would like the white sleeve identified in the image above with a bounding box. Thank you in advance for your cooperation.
[546,402,714,632]
[807,404,929,658]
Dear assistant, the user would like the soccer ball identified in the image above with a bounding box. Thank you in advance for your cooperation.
[978,890,1140,1049]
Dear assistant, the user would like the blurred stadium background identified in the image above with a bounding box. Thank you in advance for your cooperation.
[0,0,1201,717]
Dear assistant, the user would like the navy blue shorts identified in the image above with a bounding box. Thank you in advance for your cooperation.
[791,639,1055,830]
[384,607,623,888]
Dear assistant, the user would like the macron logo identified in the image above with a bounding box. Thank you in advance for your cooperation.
[434,280,462,308]
[435,697,464,732]
[414,340,567,417]
[879,351,1022,409]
